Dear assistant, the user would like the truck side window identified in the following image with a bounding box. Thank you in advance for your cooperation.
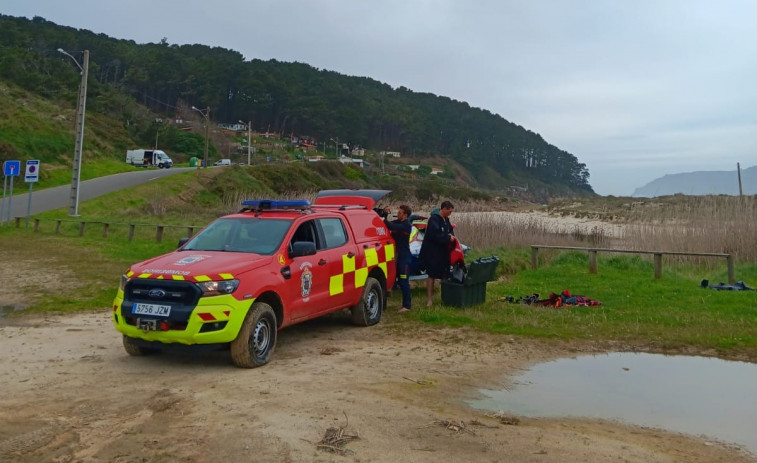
[318,218,347,249]
[291,220,317,248]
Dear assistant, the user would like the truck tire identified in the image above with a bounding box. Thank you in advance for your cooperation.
[230,302,277,368]
[122,335,160,356]
[350,277,383,326]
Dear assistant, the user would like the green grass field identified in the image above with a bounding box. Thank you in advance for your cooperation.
[407,251,757,357]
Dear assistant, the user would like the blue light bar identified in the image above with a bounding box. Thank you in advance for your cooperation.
[242,199,310,209]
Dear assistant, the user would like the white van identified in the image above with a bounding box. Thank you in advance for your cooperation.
[214,159,232,166]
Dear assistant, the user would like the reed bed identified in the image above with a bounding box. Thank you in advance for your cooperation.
[213,191,757,264]
[452,211,616,250]
[452,209,756,271]
[621,196,757,262]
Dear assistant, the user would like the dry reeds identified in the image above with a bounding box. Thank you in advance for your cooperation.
[452,211,617,250]
[222,191,757,263]
[450,196,757,265]
[621,196,757,262]
[424,419,476,435]
[317,426,360,455]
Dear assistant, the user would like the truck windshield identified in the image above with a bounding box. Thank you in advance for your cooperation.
[157,153,169,159]
[182,218,292,254]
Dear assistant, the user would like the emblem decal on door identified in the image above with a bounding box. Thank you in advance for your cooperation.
[300,262,313,300]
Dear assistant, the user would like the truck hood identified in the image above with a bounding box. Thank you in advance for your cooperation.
[128,250,273,282]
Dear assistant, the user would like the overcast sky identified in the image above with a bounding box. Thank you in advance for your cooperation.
[4,0,756,196]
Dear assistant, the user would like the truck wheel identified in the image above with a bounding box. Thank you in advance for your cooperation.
[230,302,277,368]
[350,277,383,326]
[122,335,160,356]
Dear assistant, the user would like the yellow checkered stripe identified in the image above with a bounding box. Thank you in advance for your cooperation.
[329,243,395,296]
[126,270,234,282]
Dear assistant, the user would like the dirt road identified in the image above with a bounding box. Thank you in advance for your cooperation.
[0,309,753,463]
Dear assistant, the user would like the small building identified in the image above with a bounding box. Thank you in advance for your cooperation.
[338,156,364,168]
[218,122,247,132]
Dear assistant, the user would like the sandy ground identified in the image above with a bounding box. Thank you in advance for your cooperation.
[1,306,754,463]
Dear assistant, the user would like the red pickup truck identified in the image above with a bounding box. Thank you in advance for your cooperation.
[112,190,396,368]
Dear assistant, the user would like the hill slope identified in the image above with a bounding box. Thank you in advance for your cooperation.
[0,14,594,199]
[632,165,757,197]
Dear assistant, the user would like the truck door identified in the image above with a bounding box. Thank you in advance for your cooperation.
[316,217,357,310]
[286,219,334,321]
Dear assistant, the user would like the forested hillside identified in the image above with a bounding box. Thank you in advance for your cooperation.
[0,14,593,198]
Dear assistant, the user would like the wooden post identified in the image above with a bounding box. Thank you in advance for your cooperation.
[654,253,662,279]
[34,219,40,232]
[128,224,136,242]
[14,217,21,227]
[156,225,164,243]
[588,250,598,274]
[531,247,539,269]
[55,220,62,234]
[78,222,86,236]
[727,254,735,284]
[186,227,194,237]
[102,223,109,238]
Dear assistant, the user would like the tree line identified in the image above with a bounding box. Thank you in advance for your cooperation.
[0,14,593,195]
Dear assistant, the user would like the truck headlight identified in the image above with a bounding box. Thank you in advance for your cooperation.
[119,274,130,291]
[196,279,240,296]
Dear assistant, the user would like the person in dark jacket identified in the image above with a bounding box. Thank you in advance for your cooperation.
[419,200,455,306]
[384,204,413,312]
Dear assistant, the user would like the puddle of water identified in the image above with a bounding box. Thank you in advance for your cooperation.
[467,353,757,456]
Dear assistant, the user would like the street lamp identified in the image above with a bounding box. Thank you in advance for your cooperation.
[58,48,89,217]
[238,120,252,165]
[192,106,210,168]
[329,137,339,158]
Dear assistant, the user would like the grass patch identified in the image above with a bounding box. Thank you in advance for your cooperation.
[403,252,757,359]
[0,227,178,314]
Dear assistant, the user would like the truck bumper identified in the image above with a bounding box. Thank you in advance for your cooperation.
[112,290,253,345]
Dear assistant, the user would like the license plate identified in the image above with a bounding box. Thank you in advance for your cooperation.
[132,303,171,317]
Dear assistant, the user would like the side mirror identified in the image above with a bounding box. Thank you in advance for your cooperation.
[178,237,190,248]
[289,241,316,258]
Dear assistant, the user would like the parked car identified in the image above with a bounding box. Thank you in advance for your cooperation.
[214,159,232,166]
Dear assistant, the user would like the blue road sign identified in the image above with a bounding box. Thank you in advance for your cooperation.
[25,160,40,183]
[3,160,21,177]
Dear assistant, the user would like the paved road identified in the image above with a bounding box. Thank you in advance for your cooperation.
[0,167,197,221]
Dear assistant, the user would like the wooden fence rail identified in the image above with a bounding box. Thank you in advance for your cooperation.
[530,245,735,283]
[15,217,198,243]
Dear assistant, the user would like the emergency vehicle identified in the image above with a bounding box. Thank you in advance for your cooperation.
[112,190,396,368]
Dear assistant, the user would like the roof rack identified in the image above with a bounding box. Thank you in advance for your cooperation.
[240,199,311,214]
[312,204,368,211]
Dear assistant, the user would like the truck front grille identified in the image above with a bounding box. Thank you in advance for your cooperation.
[122,279,201,327]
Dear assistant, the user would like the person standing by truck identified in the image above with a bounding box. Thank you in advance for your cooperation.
[419,200,455,307]
[384,204,413,312]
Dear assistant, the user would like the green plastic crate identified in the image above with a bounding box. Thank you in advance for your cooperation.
[441,256,500,307]
[441,281,487,307]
